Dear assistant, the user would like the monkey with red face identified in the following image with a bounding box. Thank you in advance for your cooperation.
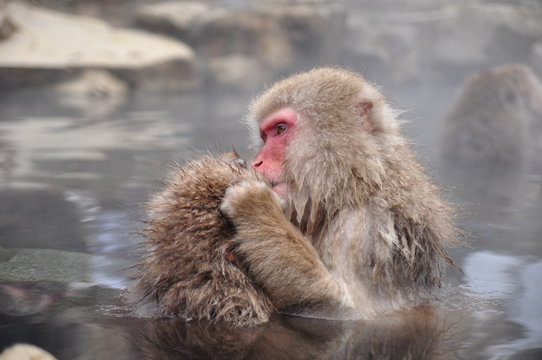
[221,67,458,319]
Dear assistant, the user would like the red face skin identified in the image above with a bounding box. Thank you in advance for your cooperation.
[252,108,297,197]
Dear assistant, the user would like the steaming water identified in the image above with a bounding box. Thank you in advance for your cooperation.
[0,86,541,360]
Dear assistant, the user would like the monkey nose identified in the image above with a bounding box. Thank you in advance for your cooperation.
[252,160,263,169]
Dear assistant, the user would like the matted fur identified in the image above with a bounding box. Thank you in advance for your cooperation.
[223,67,460,317]
[132,153,274,326]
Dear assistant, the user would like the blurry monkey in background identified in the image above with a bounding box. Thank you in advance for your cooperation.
[442,64,542,179]
[441,64,542,210]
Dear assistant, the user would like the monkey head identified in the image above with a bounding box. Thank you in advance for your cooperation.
[247,67,405,211]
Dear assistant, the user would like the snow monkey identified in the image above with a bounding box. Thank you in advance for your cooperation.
[442,64,542,179]
[221,67,459,319]
[132,151,274,326]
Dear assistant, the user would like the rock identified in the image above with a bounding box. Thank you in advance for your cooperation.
[0,2,201,92]
[136,2,210,45]
[33,0,149,27]
[207,55,268,89]
[0,247,129,285]
[136,1,345,88]
[429,4,542,65]
[0,248,92,283]
[0,14,17,41]
[55,70,128,98]
[0,247,126,315]
[54,70,128,116]
[0,344,57,360]
[343,3,542,85]
[345,16,420,82]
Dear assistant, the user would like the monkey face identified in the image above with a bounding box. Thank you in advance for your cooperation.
[252,108,298,197]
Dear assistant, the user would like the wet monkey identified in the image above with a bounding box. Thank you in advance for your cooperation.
[221,67,459,319]
[132,152,273,326]
[133,67,458,325]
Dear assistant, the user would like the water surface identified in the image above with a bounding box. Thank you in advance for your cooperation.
[0,88,541,360]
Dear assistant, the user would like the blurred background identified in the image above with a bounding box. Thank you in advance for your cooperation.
[0,0,541,359]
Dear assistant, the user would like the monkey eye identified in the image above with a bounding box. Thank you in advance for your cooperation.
[276,124,287,135]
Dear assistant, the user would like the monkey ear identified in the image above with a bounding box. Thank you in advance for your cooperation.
[358,100,374,132]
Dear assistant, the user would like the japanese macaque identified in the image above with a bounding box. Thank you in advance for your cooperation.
[441,64,542,211]
[442,64,542,179]
[132,152,274,326]
[220,67,458,319]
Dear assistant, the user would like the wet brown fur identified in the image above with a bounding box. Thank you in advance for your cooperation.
[221,67,460,318]
[132,153,274,326]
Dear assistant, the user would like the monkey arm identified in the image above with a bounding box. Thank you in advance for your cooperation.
[220,181,354,316]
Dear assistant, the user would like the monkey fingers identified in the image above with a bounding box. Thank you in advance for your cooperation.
[221,181,353,316]
[220,180,283,222]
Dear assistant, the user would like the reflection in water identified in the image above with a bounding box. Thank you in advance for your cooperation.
[132,307,456,360]
[461,252,542,359]
[0,305,463,360]
[463,251,523,297]
[484,261,542,359]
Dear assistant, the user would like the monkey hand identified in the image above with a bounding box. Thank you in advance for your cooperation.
[220,180,284,225]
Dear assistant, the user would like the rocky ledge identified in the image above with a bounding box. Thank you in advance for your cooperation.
[0,2,201,92]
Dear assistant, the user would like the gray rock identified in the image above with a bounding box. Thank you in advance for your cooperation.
[136,1,345,88]
[54,70,128,116]
[0,2,201,92]
[343,3,542,84]
[0,247,129,285]
[208,55,268,90]
[345,15,420,82]
[0,246,125,315]
[0,248,92,283]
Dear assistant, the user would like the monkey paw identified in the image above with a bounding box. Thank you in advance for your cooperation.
[220,180,282,219]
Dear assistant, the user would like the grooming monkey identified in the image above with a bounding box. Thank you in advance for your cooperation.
[133,67,458,325]
[221,67,459,319]
[132,152,273,326]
